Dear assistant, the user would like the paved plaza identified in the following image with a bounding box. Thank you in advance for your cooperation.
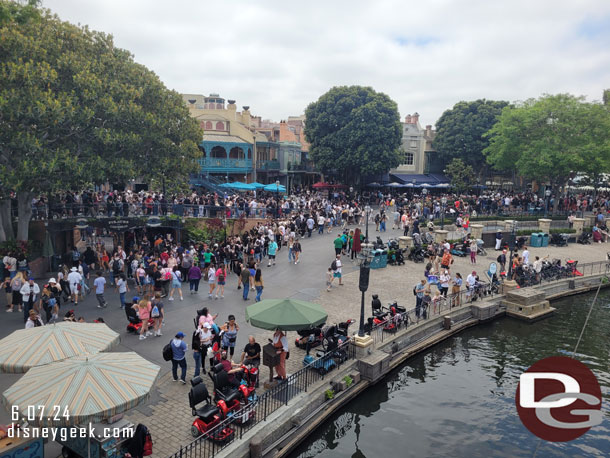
[0,223,607,457]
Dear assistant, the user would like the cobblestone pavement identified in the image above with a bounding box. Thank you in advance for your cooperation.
[0,223,607,457]
[127,235,608,457]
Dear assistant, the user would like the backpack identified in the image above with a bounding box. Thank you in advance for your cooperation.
[497,255,502,263]
[112,260,121,274]
[162,341,173,361]
[143,430,153,456]
[413,286,417,296]
[151,305,160,318]
[331,260,337,271]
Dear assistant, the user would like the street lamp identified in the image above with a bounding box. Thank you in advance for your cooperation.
[507,220,518,279]
[441,196,447,230]
[358,206,374,337]
[545,188,551,217]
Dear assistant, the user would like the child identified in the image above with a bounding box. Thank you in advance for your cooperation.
[50,298,59,324]
[432,290,441,315]
[325,268,333,291]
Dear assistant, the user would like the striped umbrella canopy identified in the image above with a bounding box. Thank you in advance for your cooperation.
[2,352,160,427]
[0,322,120,373]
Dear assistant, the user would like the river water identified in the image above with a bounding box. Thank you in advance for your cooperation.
[291,292,610,458]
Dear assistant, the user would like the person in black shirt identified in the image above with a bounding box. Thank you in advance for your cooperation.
[240,336,261,367]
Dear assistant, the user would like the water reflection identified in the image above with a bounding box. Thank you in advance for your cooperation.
[291,292,610,458]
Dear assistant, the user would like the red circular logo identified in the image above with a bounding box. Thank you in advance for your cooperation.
[516,356,602,442]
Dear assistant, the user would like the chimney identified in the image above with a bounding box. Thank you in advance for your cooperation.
[241,106,251,126]
[426,125,432,136]
[412,112,420,124]
[405,114,412,124]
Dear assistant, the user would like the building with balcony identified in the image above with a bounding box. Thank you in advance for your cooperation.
[183,94,281,188]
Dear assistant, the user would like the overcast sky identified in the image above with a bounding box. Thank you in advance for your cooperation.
[43,0,610,127]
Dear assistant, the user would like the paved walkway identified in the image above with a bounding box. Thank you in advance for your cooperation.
[0,225,607,457]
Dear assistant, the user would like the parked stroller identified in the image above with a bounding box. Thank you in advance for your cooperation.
[577,232,592,244]
[550,233,569,247]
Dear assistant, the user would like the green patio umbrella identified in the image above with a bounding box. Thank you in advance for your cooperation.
[245,299,328,331]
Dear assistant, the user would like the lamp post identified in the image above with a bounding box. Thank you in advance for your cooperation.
[507,220,517,279]
[545,189,551,217]
[358,206,374,337]
[441,196,447,230]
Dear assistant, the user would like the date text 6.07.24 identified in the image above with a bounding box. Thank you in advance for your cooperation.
[12,405,70,422]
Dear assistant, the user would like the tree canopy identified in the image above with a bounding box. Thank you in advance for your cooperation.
[433,99,509,171]
[444,158,475,194]
[304,86,402,185]
[0,0,202,240]
[484,94,610,191]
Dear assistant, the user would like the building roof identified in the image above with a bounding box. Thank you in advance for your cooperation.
[203,134,251,144]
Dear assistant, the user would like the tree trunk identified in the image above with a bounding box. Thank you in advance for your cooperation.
[0,198,14,241]
[16,191,34,241]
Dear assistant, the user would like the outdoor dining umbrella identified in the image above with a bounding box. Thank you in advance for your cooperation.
[264,183,286,192]
[245,299,328,331]
[2,352,160,428]
[250,182,266,189]
[0,322,120,373]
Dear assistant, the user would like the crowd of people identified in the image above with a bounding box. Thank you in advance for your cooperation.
[6,186,610,222]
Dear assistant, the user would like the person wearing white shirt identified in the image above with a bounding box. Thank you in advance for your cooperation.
[522,247,530,266]
[67,267,82,305]
[20,278,40,323]
[466,271,477,299]
[25,309,44,328]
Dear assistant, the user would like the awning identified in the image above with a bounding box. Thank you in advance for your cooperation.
[390,173,450,185]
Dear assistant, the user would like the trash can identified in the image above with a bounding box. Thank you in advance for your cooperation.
[370,249,388,269]
[530,233,542,247]
[541,233,550,247]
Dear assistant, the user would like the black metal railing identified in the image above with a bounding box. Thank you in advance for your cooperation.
[370,283,490,345]
[17,203,293,221]
[169,340,356,458]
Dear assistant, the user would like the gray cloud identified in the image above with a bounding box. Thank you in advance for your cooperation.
[43,0,610,126]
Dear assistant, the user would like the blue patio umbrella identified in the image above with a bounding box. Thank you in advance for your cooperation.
[366,182,381,188]
[386,182,404,188]
[264,183,286,192]
[250,182,266,189]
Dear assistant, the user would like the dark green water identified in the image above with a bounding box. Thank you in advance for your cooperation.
[291,292,610,458]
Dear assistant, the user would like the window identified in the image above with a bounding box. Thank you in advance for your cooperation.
[216,121,224,131]
[205,121,212,130]
[410,140,418,148]
[404,151,414,165]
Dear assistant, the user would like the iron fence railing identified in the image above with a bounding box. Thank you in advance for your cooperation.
[370,282,490,345]
[169,339,356,458]
[515,259,610,288]
[18,204,292,221]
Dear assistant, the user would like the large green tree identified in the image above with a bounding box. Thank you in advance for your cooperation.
[444,158,475,194]
[0,0,202,241]
[433,99,509,173]
[483,94,608,196]
[304,86,402,185]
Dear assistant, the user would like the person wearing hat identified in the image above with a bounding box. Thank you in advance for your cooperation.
[67,267,82,305]
[20,278,40,323]
[47,278,63,306]
[171,332,188,384]
[25,309,43,329]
